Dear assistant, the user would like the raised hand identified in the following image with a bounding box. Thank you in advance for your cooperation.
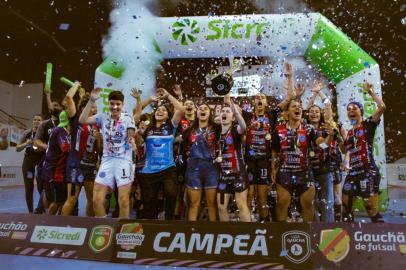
[131,88,142,100]
[156,88,169,99]
[224,94,231,106]
[284,62,293,77]
[295,83,305,97]
[364,82,374,95]
[311,80,324,93]
[78,87,86,99]
[90,88,102,102]
[173,84,182,97]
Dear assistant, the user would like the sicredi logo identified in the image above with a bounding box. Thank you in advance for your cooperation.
[172,18,269,45]
[30,226,87,246]
[172,18,200,45]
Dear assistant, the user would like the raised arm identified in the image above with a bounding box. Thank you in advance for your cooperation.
[65,81,82,117]
[131,88,142,124]
[45,90,54,111]
[79,88,100,125]
[156,88,185,127]
[365,82,386,123]
[173,84,184,102]
[231,99,246,134]
[140,95,158,110]
[65,81,81,99]
[318,88,332,121]
[278,62,294,111]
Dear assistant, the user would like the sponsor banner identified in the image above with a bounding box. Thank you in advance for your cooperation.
[0,214,116,262]
[0,214,405,270]
[0,220,29,240]
[30,225,87,245]
[112,220,312,270]
[312,223,405,270]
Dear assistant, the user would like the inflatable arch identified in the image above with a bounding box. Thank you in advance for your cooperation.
[94,13,387,205]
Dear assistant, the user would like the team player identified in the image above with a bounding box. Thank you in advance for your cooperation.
[173,85,195,219]
[243,62,298,222]
[62,84,101,216]
[272,98,334,222]
[306,81,335,222]
[33,93,64,214]
[339,82,386,223]
[216,95,250,222]
[79,89,136,218]
[136,88,184,220]
[184,103,220,221]
[16,114,43,213]
[41,111,71,215]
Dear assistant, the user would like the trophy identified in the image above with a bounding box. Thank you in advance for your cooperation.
[210,58,243,96]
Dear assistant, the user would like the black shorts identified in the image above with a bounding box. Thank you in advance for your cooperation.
[331,169,342,185]
[45,181,67,204]
[342,170,380,198]
[217,172,248,194]
[277,170,315,196]
[246,158,270,185]
[66,163,96,185]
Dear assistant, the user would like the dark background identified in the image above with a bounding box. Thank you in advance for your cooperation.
[0,0,404,161]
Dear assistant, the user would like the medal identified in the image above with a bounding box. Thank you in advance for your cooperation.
[309,151,315,157]
[265,133,271,140]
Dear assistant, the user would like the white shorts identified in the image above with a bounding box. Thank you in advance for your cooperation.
[95,158,134,189]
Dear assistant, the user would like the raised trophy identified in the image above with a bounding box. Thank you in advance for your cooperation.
[210,58,243,96]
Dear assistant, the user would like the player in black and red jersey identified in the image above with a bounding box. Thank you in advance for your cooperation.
[339,82,386,223]
[272,98,334,222]
[216,95,250,222]
[243,62,300,222]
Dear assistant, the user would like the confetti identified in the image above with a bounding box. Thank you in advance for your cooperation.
[59,23,70,30]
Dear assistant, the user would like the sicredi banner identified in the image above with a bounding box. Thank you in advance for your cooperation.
[94,13,386,202]
[0,213,116,262]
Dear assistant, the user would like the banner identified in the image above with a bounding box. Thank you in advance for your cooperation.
[0,214,116,262]
[311,222,405,270]
[113,220,311,269]
[1,214,405,269]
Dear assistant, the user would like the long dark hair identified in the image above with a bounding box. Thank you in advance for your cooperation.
[150,104,173,127]
[305,104,325,126]
[191,102,215,130]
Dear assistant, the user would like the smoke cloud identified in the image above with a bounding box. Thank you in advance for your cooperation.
[102,0,163,103]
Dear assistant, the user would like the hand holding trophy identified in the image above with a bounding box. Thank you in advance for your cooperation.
[210,57,243,95]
